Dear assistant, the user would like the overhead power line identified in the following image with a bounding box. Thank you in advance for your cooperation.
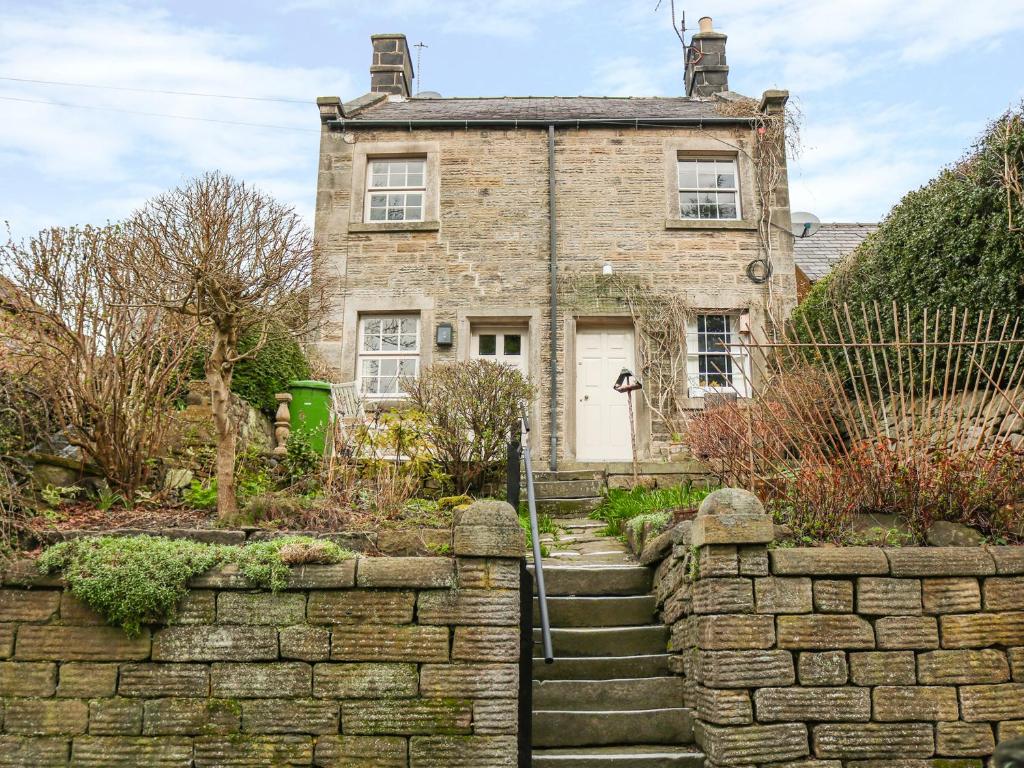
[0,75,310,104]
[0,94,317,133]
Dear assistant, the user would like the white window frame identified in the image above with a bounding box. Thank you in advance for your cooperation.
[677,157,741,221]
[364,158,427,223]
[470,327,529,378]
[357,314,420,398]
[686,313,751,397]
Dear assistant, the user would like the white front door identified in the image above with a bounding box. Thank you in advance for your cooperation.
[575,326,636,461]
[471,327,529,378]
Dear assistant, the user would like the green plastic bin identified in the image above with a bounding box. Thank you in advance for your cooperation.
[287,380,334,457]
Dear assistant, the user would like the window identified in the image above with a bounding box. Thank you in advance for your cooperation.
[686,313,750,396]
[678,158,740,220]
[471,327,528,377]
[365,158,426,222]
[358,315,420,397]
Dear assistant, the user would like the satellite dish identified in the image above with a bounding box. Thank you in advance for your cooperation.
[790,211,821,239]
[414,91,443,98]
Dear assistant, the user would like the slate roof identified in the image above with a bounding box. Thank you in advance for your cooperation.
[343,95,735,122]
[793,222,879,282]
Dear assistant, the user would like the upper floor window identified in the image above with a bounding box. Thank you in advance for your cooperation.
[678,158,740,220]
[358,314,420,397]
[366,158,426,222]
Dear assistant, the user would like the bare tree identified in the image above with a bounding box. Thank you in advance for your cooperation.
[128,173,317,519]
[1,225,197,498]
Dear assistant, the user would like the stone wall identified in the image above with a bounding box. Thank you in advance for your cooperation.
[0,503,525,767]
[653,490,1024,767]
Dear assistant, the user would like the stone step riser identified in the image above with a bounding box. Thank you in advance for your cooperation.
[536,498,603,516]
[529,566,653,597]
[532,654,670,681]
[532,750,705,768]
[531,708,694,748]
[534,596,657,627]
[533,471,605,482]
[533,479,605,498]
[533,677,685,711]
[533,626,669,657]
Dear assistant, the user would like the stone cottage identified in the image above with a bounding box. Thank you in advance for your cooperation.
[311,18,797,469]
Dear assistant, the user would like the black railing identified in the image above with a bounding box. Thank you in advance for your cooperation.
[521,404,554,664]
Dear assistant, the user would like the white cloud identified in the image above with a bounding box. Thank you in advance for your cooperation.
[591,55,671,97]
[285,0,586,39]
[0,4,353,237]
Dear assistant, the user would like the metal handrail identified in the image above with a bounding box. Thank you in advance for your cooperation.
[521,404,553,664]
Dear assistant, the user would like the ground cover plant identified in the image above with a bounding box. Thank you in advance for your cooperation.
[38,534,353,635]
[591,483,711,537]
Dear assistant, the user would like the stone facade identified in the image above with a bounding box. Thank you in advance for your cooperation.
[651,490,1024,767]
[311,33,797,467]
[0,505,525,767]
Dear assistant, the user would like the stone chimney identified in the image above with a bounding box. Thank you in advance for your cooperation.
[685,16,729,97]
[370,34,414,97]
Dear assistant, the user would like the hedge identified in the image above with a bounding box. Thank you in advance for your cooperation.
[190,326,310,413]
[794,105,1024,337]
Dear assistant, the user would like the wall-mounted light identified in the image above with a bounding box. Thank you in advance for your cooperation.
[435,322,453,347]
[602,263,613,276]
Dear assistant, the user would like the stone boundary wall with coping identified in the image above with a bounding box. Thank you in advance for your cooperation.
[652,490,1024,768]
[0,501,525,767]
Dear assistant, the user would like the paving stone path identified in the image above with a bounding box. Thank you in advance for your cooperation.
[528,517,704,767]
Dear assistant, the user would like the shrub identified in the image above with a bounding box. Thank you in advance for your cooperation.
[38,536,227,636]
[592,484,710,537]
[190,325,309,413]
[795,104,1024,343]
[283,431,322,483]
[2,225,197,497]
[403,360,533,493]
[626,511,671,535]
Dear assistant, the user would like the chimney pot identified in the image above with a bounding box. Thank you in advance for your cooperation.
[686,15,729,97]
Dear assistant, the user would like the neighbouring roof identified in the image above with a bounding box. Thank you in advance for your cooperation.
[341,94,741,123]
[793,222,879,282]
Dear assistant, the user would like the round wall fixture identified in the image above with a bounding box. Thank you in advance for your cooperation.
[746,258,772,284]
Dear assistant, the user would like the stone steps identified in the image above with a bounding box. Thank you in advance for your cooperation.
[534,479,604,498]
[534,595,658,627]
[533,677,684,711]
[533,470,606,483]
[532,745,705,767]
[534,626,669,657]
[530,520,702,767]
[529,565,652,596]
[537,497,603,516]
[532,708,694,748]
[532,653,672,680]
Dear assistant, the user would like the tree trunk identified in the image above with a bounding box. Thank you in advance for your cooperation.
[206,330,238,520]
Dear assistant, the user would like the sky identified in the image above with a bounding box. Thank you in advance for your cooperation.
[1,0,1024,241]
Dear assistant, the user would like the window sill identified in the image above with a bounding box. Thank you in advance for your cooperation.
[665,218,758,231]
[348,221,440,233]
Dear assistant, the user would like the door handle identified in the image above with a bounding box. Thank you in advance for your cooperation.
[582,395,589,401]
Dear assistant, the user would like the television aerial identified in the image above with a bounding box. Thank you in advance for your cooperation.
[790,211,821,239]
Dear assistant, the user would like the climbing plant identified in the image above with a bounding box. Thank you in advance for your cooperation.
[712,94,802,332]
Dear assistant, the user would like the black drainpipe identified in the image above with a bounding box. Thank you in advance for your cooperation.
[547,124,558,472]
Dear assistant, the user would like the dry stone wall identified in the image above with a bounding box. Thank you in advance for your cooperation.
[0,503,525,767]
[653,494,1024,767]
